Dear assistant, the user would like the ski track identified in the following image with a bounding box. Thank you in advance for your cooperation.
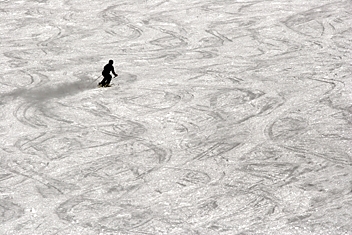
[1,0,352,234]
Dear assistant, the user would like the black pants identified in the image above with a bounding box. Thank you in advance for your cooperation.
[99,74,112,86]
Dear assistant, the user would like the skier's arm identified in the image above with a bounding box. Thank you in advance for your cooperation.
[112,67,118,77]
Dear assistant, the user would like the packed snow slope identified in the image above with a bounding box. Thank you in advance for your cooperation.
[1,0,351,234]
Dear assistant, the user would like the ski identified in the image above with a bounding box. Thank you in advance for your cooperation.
[97,83,114,88]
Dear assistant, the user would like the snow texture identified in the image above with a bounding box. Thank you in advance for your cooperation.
[0,0,352,234]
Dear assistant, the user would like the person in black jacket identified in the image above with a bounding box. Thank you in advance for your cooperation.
[99,60,118,87]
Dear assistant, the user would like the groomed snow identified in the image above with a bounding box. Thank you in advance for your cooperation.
[0,0,351,234]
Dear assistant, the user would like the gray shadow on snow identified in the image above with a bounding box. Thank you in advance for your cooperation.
[1,80,95,102]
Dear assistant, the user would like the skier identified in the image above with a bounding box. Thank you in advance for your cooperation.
[99,60,118,87]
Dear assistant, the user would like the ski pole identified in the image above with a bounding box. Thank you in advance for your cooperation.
[88,75,102,88]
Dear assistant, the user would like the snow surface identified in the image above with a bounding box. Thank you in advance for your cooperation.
[1,0,352,234]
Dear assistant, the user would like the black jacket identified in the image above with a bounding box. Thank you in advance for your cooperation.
[102,64,117,76]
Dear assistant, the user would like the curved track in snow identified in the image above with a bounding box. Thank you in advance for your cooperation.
[0,0,351,234]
